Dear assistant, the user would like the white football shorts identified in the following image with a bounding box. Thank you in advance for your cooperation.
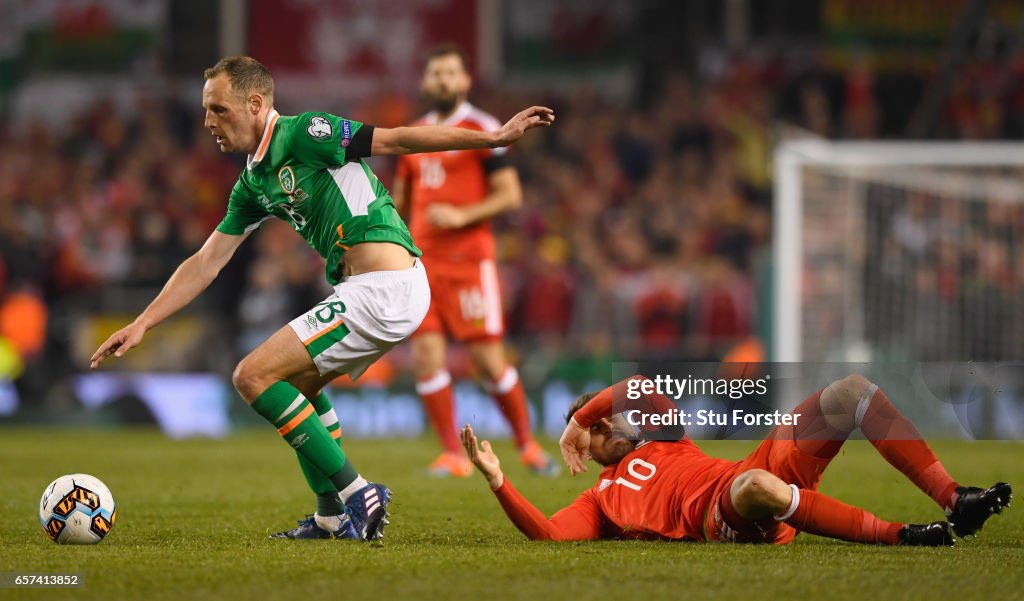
[288,259,430,380]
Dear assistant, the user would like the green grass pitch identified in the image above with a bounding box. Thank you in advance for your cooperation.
[1,428,1021,600]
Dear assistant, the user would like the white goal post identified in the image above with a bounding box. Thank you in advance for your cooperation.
[773,140,1024,362]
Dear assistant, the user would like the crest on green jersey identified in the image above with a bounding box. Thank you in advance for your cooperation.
[278,166,296,194]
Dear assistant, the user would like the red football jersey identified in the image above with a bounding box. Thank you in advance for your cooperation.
[584,439,737,540]
[394,102,508,264]
[494,439,736,541]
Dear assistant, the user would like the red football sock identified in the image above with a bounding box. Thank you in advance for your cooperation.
[782,488,903,545]
[490,367,532,449]
[791,388,848,460]
[417,370,461,454]
[859,387,959,511]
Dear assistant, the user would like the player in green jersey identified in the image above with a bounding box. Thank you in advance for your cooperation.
[89,56,554,541]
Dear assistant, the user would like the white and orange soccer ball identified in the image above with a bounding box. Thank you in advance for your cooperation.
[39,474,117,544]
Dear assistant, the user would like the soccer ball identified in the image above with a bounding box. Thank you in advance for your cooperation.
[39,474,117,544]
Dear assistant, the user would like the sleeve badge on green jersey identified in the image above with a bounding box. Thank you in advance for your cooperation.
[340,120,353,147]
[307,115,332,138]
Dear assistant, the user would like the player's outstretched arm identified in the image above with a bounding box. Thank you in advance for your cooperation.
[461,424,603,541]
[370,106,555,156]
[461,423,505,489]
[89,230,249,368]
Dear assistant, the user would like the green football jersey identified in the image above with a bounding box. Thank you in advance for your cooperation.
[216,110,421,285]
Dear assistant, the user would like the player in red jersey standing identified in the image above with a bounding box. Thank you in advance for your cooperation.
[393,46,558,477]
[462,375,1012,545]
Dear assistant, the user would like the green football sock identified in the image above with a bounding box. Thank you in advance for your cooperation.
[310,390,344,442]
[316,492,347,516]
[251,382,358,493]
[297,392,345,495]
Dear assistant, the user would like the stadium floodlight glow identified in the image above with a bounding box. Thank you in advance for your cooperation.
[772,140,1024,363]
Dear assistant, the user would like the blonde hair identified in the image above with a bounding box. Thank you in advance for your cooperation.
[204,56,274,101]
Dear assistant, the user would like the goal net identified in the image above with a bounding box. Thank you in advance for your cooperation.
[773,140,1024,363]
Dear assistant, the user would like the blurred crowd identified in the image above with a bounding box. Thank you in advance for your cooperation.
[864,186,1024,361]
[474,49,1024,362]
[1,49,1024,389]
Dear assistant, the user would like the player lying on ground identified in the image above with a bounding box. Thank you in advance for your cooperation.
[89,55,553,541]
[462,374,1012,545]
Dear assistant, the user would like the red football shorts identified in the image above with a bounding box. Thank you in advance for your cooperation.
[416,259,504,342]
[703,421,833,544]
